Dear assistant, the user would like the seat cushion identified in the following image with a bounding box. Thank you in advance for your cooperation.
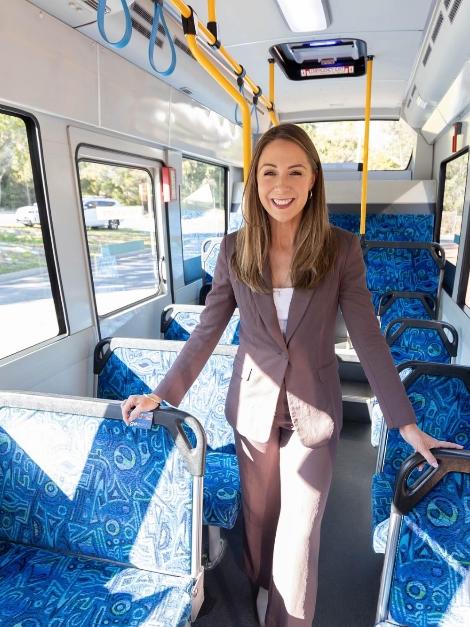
[203,451,241,529]
[389,472,470,626]
[0,541,193,627]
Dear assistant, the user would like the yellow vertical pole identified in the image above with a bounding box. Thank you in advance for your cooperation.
[268,58,278,126]
[360,56,374,237]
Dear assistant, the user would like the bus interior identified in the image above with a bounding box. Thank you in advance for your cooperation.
[1,1,470,625]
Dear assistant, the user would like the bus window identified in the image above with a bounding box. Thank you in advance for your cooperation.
[77,161,161,316]
[298,119,415,170]
[437,147,469,295]
[0,110,64,359]
[181,157,226,284]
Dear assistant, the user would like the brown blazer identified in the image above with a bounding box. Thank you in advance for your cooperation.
[154,227,416,447]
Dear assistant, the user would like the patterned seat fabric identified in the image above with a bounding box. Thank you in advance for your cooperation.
[97,340,241,529]
[0,542,193,627]
[388,325,454,366]
[329,213,434,242]
[371,372,470,553]
[379,294,436,331]
[363,244,443,313]
[370,368,411,448]
[388,471,470,626]
[0,398,198,626]
[163,306,240,346]
[201,238,222,284]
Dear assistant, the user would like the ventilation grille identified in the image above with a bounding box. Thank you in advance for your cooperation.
[411,84,416,97]
[422,44,432,66]
[431,12,444,41]
[449,0,462,22]
[407,97,412,108]
[131,17,163,47]
[132,2,194,60]
[444,0,451,9]
[82,0,109,11]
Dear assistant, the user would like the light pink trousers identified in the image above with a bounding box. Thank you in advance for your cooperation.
[234,395,337,627]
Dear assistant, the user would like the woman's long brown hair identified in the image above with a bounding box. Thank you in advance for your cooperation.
[232,123,337,293]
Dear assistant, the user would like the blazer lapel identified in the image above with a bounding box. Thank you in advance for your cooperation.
[252,262,286,352]
[285,288,315,344]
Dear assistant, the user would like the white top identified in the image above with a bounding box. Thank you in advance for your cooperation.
[272,287,294,337]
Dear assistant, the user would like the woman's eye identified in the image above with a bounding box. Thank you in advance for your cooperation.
[263,171,275,176]
[290,171,302,176]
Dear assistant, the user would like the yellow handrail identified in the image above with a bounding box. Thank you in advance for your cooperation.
[168,0,277,121]
[360,56,374,237]
[185,33,252,180]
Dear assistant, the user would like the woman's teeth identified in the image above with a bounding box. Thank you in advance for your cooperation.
[272,198,294,207]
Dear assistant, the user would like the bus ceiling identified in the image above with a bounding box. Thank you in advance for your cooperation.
[20,1,470,139]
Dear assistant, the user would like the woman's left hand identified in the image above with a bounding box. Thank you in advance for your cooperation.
[399,423,464,469]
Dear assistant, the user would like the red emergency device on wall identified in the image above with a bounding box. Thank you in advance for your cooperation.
[161,166,177,202]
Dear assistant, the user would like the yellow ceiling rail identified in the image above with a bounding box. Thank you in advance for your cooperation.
[168,0,277,121]
[360,56,374,237]
[183,29,253,179]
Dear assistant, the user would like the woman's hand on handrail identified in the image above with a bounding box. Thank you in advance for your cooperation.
[399,423,463,469]
[121,393,162,425]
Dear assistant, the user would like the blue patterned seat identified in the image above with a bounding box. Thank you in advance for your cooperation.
[162,304,240,345]
[329,213,434,242]
[370,322,458,448]
[201,237,222,285]
[385,319,458,366]
[378,291,437,331]
[0,392,206,626]
[362,241,445,313]
[371,364,470,553]
[94,338,241,531]
[375,449,470,626]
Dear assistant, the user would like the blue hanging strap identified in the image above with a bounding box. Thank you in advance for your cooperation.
[97,0,132,49]
[149,0,177,77]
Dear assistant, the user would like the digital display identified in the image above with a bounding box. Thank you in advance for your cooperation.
[300,65,354,77]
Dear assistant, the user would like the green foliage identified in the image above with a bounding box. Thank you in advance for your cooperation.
[298,120,415,170]
[181,158,225,209]
[0,113,35,209]
[78,162,151,206]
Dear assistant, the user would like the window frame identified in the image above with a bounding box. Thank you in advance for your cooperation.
[180,155,228,285]
[75,150,163,319]
[435,145,470,301]
[0,104,67,360]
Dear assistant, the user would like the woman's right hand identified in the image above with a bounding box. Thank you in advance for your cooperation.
[121,394,161,425]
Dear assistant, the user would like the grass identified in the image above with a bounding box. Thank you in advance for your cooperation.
[0,226,151,275]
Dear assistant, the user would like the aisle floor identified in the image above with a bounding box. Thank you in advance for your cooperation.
[194,420,383,627]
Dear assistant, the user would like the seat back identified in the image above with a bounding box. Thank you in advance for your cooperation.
[385,319,458,365]
[329,213,434,242]
[161,304,240,345]
[0,392,205,578]
[377,363,470,483]
[378,290,437,331]
[376,449,470,626]
[362,241,445,312]
[201,237,222,285]
[95,338,237,453]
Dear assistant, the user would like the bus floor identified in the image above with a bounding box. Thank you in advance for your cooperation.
[194,419,382,626]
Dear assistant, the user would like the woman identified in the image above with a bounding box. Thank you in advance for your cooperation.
[121,123,461,626]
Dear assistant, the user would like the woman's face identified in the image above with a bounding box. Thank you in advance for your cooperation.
[256,138,316,226]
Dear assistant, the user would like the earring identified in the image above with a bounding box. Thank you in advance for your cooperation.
[308,189,313,200]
